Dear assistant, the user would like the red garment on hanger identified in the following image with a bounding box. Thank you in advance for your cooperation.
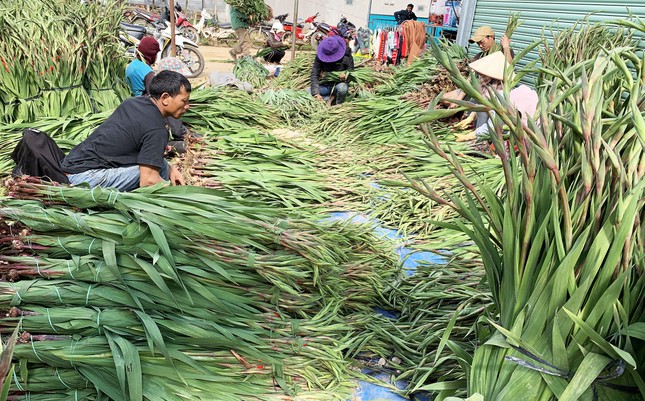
[378,30,386,62]
[400,30,408,58]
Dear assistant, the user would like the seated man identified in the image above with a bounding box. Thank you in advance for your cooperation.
[125,39,189,144]
[60,71,189,191]
[394,4,417,25]
[309,36,354,105]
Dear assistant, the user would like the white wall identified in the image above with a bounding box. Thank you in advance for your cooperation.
[127,0,433,26]
[264,0,371,28]
[370,0,429,18]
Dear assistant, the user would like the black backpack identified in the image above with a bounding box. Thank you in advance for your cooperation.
[11,128,70,184]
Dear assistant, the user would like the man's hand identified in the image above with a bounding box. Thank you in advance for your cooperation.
[314,94,324,101]
[339,72,347,81]
[500,34,513,63]
[500,34,511,50]
[169,164,184,186]
[455,132,477,142]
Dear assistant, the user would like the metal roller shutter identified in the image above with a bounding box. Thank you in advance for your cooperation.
[461,0,645,82]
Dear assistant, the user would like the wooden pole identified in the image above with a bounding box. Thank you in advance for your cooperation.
[290,0,298,61]
[169,0,177,56]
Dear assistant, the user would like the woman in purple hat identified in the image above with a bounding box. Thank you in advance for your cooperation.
[310,35,354,105]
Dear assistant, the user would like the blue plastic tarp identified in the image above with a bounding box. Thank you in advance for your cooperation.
[327,212,438,401]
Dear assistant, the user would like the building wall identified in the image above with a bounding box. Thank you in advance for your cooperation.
[370,0,429,18]
[126,0,436,28]
[126,0,228,21]
[264,0,372,29]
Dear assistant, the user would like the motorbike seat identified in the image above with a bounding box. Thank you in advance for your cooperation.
[120,22,147,39]
[218,22,232,29]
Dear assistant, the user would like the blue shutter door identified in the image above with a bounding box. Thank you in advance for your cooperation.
[465,1,645,80]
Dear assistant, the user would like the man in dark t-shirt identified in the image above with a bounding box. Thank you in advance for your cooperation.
[61,71,190,191]
[394,4,417,25]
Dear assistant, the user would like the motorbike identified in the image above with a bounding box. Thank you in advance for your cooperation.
[193,9,248,47]
[246,21,273,48]
[310,16,356,50]
[124,6,198,44]
[123,7,160,29]
[276,12,320,47]
[160,5,199,43]
[194,9,219,40]
[119,21,204,78]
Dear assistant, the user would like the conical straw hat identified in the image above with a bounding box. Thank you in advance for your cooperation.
[469,51,510,81]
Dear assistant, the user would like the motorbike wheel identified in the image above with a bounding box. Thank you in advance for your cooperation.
[181,26,199,44]
[247,28,268,48]
[311,32,325,50]
[131,16,156,30]
[161,44,204,78]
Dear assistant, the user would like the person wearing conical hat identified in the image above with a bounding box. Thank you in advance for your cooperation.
[309,36,354,105]
[454,51,538,142]
[441,27,514,110]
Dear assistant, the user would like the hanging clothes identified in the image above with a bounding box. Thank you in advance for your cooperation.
[400,30,408,58]
[401,20,427,64]
[386,31,395,60]
[391,31,399,65]
[372,28,380,58]
[356,27,371,55]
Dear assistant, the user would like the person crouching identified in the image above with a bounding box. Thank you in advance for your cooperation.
[309,36,354,105]
[61,71,190,191]
[263,22,287,64]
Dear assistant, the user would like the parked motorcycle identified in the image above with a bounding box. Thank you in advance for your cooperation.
[194,9,218,40]
[191,9,247,47]
[310,16,356,50]
[123,7,160,29]
[119,21,204,78]
[161,5,199,43]
[246,21,272,48]
[124,6,198,44]
[276,12,320,47]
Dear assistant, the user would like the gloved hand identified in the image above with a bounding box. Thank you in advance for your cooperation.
[454,112,476,130]
[455,132,476,142]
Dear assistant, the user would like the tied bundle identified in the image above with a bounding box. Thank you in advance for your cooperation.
[225,0,270,25]
[0,181,401,400]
